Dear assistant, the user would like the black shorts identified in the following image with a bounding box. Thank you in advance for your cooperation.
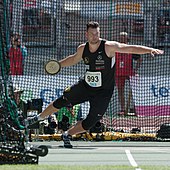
[63,80,114,129]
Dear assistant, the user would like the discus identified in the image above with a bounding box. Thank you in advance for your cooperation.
[45,59,61,75]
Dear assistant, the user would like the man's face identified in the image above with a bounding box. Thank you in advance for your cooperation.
[14,39,18,47]
[17,39,21,46]
[86,27,100,45]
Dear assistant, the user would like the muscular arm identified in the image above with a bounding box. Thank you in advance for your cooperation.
[59,44,84,67]
[107,41,164,57]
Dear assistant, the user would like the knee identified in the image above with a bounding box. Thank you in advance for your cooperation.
[53,96,71,109]
[82,114,102,130]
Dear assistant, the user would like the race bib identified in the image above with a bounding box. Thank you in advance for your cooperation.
[85,71,102,87]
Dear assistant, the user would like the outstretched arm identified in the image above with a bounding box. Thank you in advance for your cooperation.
[59,44,84,67]
[108,41,164,57]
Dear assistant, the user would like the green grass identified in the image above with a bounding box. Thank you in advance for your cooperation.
[1,165,170,170]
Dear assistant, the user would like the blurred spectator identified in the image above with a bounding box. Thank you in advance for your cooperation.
[8,34,27,75]
[56,104,81,132]
[9,85,25,123]
[8,85,24,109]
[115,32,142,116]
[13,85,24,107]
[44,114,57,134]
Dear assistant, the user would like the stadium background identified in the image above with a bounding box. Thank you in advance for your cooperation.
[2,0,170,134]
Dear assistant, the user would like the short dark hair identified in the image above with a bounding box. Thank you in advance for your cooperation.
[86,21,99,31]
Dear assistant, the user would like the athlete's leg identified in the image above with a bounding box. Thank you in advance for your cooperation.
[66,89,113,135]
[67,120,85,135]
[39,102,59,119]
[27,81,88,126]
[27,96,70,126]
[60,81,90,147]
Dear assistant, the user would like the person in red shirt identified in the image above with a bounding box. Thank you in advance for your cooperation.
[8,34,27,75]
[115,32,142,116]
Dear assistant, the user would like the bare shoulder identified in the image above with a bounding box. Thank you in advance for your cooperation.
[77,43,85,52]
[105,40,119,47]
[105,41,119,57]
[74,43,86,59]
[105,41,120,50]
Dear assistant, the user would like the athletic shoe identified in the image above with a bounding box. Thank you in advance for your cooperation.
[62,134,73,148]
[26,116,39,129]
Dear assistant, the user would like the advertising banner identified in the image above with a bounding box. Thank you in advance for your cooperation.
[130,76,170,116]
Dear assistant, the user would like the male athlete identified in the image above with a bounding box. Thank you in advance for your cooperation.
[27,21,164,148]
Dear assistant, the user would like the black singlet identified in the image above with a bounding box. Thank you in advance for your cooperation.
[82,40,116,90]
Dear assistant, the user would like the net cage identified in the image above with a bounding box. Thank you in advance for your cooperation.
[0,0,170,141]
[0,0,50,164]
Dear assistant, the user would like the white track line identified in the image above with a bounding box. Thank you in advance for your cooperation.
[125,150,142,170]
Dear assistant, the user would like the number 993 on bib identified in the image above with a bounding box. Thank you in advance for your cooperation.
[85,71,102,87]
